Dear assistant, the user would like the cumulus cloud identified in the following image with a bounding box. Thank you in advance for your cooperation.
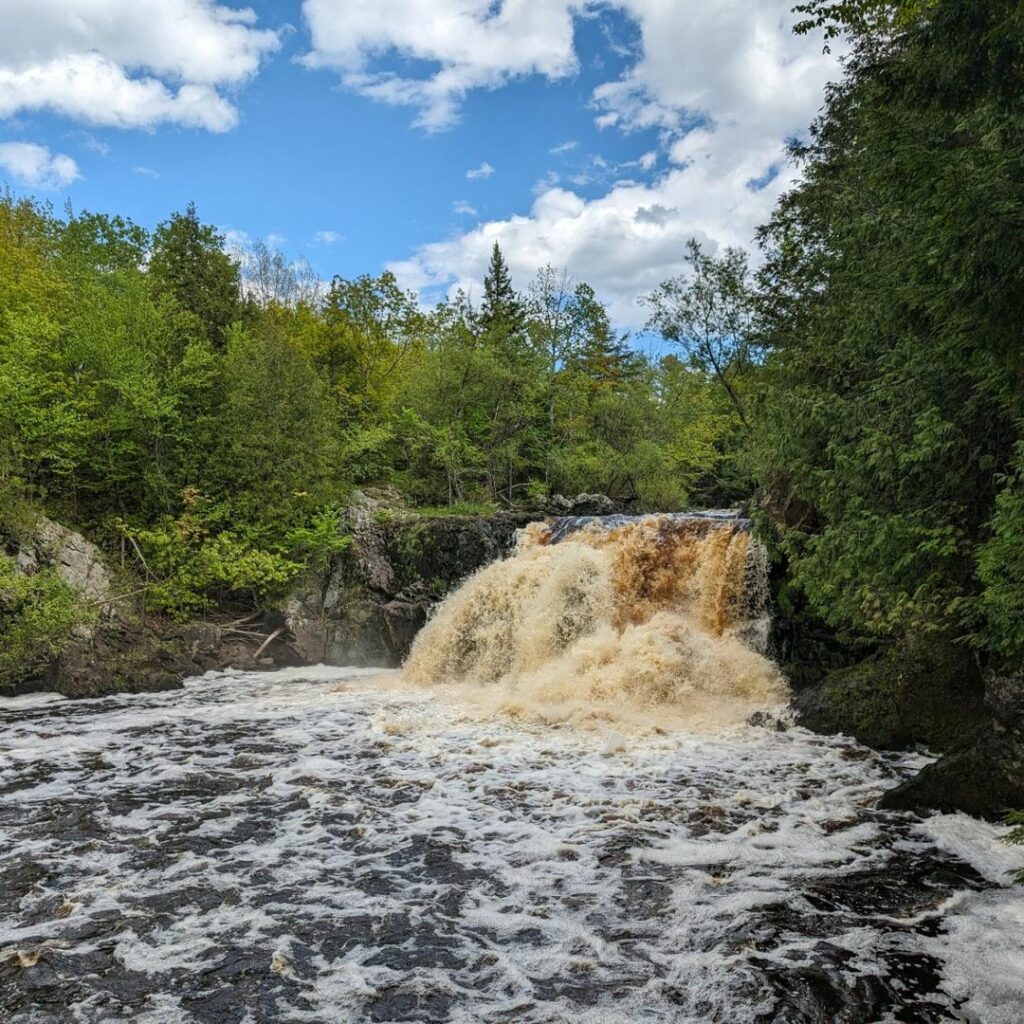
[390,164,782,326]
[453,200,478,216]
[132,165,160,179]
[0,141,80,188]
[0,0,279,132]
[314,230,341,244]
[549,139,578,155]
[301,0,578,131]
[466,161,495,180]
[382,1,839,327]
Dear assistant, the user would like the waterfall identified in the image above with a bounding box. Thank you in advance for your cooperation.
[402,512,788,728]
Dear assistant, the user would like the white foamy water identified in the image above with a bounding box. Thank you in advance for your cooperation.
[403,516,787,731]
[1,668,1022,1023]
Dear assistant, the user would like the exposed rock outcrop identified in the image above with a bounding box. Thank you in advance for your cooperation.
[789,629,1024,819]
[287,507,536,666]
[792,635,988,752]
[17,516,113,620]
[879,673,1024,818]
[4,516,302,698]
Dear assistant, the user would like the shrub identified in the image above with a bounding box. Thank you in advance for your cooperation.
[0,555,92,688]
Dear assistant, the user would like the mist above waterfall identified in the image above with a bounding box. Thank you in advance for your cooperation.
[402,514,788,728]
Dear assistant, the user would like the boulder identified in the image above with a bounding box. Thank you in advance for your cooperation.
[792,635,987,752]
[880,714,1024,818]
[18,516,113,618]
[879,672,1024,818]
[568,493,617,516]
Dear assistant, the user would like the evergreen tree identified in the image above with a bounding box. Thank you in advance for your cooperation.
[149,202,240,346]
[751,0,1024,649]
[479,242,523,335]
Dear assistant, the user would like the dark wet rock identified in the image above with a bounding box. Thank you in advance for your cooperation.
[368,987,453,1022]
[45,618,192,698]
[287,507,537,666]
[983,671,1024,723]
[789,637,1024,818]
[880,712,1024,818]
[793,635,987,752]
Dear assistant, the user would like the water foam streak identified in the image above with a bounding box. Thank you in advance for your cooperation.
[1,669,1021,1023]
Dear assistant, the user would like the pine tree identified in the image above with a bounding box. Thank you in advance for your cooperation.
[479,242,523,335]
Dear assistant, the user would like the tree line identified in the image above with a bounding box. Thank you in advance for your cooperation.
[0,201,743,617]
[3,0,1023,681]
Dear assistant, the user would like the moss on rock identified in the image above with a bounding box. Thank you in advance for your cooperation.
[793,634,987,751]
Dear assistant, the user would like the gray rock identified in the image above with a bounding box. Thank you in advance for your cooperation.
[287,509,536,667]
[29,517,113,611]
[568,493,616,516]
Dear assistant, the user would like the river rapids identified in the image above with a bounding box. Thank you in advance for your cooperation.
[1,515,1022,1022]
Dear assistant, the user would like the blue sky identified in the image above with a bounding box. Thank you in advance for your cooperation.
[0,1,839,326]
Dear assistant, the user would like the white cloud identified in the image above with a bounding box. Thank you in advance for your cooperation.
[314,230,340,244]
[0,141,79,189]
[466,161,495,180]
[549,139,578,155]
[532,170,561,194]
[301,0,578,130]
[384,1,839,327]
[132,165,160,178]
[0,1,279,132]
[222,227,252,254]
[453,200,478,216]
[81,135,111,157]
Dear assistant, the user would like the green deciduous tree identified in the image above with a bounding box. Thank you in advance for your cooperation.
[645,240,754,428]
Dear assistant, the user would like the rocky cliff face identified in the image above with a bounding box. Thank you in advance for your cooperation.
[15,516,114,625]
[4,516,298,698]
[287,507,538,667]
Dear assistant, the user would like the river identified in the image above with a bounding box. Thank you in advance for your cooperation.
[2,667,1022,1023]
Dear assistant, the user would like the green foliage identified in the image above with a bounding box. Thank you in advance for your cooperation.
[480,242,524,336]
[320,270,423,422]
[645,240,755,428]
[209,322,342,517]
[393,262,739,509]
[0,187,745,587]
[149,202,240,346]
[284,509,352,571]
[0,555,92,688]
[792,0,937,42]
[978,457,1024,662]
[750,0,1024,652]
[411,501,502,518]
[125,498,348,618]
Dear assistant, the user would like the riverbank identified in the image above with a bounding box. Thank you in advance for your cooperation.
[4,504,1023,822]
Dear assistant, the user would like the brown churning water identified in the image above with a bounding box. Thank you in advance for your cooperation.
[401,513,788,729]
